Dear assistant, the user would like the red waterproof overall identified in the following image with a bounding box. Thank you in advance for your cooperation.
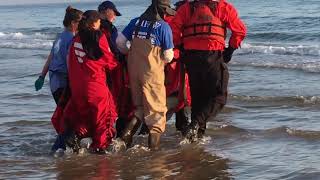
[60,35,118,150]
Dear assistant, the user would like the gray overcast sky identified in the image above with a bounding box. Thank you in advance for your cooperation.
[0,0,97,6]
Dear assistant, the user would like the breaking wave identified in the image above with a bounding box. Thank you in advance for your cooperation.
[239,43,320,57]
[263,126,320,140]
[0,32,54,50]
[230,95,320,105]
[232,61,320,73]
[209,125,320,141]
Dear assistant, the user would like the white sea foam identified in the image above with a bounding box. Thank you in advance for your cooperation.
[230,95,320,105]
[239,43,320,56]
[232,61,320,73]
[0,32,54,49]
[0,32,53,40]
[0,41,53,49]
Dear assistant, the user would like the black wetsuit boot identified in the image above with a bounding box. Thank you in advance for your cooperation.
[65,132,81,152]
[175,109,189,133]
[183,120,200,142]
[138,123,149,135]
[116,117,127,138]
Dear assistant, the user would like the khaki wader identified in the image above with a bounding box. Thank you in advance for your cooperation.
[127,38,167,134]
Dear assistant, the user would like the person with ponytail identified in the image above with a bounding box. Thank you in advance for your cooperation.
[62,10,118,153]
[34,6,83,104]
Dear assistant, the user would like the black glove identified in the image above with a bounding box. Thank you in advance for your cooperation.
[118,53,126,64]
[223,47,236,63]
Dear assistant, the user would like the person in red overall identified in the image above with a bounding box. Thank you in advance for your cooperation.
[98,1,135,137]
[164,0,191,133]
[61,10,118,152]
[171,0,247,141]
[164,46,192,133]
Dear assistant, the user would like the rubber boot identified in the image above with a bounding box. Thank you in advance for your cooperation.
[116,117,127,138]
[197,129,205,139]
[138,123,149,135]
[120,116,142,148]
[65,132,81,153]
[51,134,66,152]
[175,109,189,133]
[195,103,222,140]
[148,133,161,151]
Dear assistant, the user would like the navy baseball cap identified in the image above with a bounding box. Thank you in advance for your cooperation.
[98,1,121,16]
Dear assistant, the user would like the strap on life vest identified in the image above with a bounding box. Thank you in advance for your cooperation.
[183,23,226,38]
[182,1,226,39]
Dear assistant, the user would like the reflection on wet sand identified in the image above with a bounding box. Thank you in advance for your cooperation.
[55,143,231,179]
[55,155,119,179]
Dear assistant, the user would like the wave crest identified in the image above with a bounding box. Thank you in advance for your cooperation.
[230,95,320,105]
[264,126,320,140]
[0,31,54,50]
[239,43,320,57]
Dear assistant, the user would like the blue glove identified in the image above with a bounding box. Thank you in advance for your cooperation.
[35,76,45,91]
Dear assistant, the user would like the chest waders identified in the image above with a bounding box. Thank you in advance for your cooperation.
[120,19,167,150]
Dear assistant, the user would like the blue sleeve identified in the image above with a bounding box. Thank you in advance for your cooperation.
[65,38,73,60]
[50,34,58,55]
[60,35,72,61]
[159,22,174,50]
[66,36,73,51]
[122,18,138,41]
[52,38,61,56]
[50,43,54,55]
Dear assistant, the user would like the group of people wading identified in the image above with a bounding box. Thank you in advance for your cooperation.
[35,0,246,153]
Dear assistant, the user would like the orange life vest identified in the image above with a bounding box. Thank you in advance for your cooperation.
[182,1,226,44]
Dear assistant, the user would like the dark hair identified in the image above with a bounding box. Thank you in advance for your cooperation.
[63,6,83,27]
[78,10,103,60]
[78,10,101,32]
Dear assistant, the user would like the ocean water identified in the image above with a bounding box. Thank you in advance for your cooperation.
[0,0,320,179]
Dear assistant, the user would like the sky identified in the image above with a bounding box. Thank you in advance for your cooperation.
[0,0,99,6]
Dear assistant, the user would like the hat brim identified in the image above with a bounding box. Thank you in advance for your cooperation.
[100,7,122,16]
[113,8,121,16]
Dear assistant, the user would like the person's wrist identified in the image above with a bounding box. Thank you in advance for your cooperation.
[227,46,236,53]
